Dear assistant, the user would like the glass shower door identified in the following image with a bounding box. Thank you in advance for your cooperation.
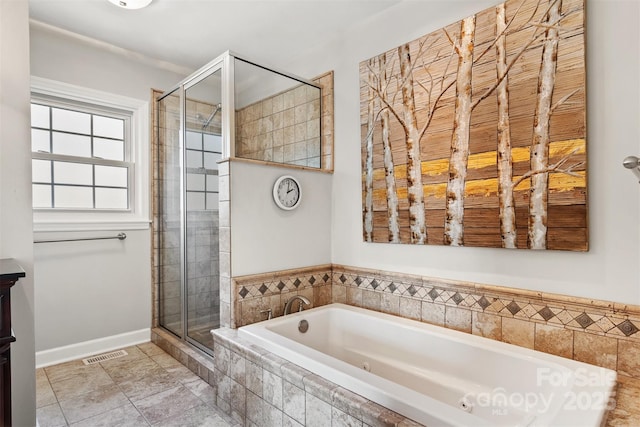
[157,89,183,337]
[184,69,222,352]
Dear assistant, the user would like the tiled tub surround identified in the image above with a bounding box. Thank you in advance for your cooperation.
[238,304,616,426]
[236,265,640,374]
[231,265,640,425]
[146,261,640,426]
[211,327,423,427]
[235,71,334,170]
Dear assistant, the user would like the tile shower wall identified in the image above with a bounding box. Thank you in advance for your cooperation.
[235,71,334,170]
[186,210,220,332]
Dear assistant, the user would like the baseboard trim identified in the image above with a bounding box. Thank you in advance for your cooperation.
[35,328,150,368]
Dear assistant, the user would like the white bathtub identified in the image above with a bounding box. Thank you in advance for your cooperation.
[238,303,616,427]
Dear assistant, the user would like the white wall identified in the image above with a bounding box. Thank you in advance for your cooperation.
[30,23,189,360]
[283,0,640,305]
[230,161,332,276]
[0,1,36,424]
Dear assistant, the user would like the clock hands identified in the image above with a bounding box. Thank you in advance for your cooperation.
[286,181,296,194]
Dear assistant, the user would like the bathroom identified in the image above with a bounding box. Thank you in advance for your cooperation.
[0,0,639,425]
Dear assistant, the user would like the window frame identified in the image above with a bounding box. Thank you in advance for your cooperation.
[31,77,150,232]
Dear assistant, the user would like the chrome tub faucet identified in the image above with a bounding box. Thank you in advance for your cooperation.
[283,295,311,315]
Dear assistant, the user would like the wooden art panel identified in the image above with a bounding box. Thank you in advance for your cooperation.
[360,0,587,250]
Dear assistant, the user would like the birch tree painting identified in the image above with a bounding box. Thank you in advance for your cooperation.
[360,0,587,251]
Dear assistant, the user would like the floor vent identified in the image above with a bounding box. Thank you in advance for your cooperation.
[82,349,128,365]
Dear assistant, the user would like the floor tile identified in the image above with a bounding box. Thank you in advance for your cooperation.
[102,357,165,384]
[36,369,57,408]
[151,352,183,369]
[151,403,230,427]
[51,367,115,401]
[133,385,203,424]
[59,383,129,424]
[118,371,180,401]
[36,402,67,427]
[138,342,166,357]
[165,364,201,384]
[183,377,216,404]
[45,360,90,384]
[37,342,233,427]
[70,402,149,427]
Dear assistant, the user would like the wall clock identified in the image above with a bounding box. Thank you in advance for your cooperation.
[273,175,301,210]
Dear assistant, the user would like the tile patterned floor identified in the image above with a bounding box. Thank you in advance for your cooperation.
[36,342,237,427]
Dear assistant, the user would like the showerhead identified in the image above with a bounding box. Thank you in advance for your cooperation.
[202,103,222,130]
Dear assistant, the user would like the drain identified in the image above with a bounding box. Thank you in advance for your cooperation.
[458,396,473,413]
[82,349,128,365]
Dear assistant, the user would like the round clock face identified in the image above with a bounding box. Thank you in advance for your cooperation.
[273,175,301,210]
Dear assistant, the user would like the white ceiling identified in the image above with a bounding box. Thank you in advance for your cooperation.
[28,0,400,72]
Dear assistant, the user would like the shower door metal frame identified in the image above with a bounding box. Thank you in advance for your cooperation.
[181,57,229,355]
[157,51,233,355]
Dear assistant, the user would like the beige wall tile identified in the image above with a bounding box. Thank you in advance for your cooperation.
[421,301,445,326]
[381,293,400,316]
[472,311,501,341]
[346,287,362,307]
[445,306,471,333]
[534,323,573,359]
[573,331,617,370]
[362,290,381,311]
[219,226,230,253]
[502,317,534,349]
[618,340,640,377]
[219,276,231,304]
[332,285,346,304]
[313,285,332,307]
[399,298,421,321]
[608,375,640,426]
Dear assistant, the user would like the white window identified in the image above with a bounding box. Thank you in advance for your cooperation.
[31,77,149,232]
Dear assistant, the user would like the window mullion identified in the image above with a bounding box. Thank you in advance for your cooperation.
[50,160,55,208]
[92,164,96,209]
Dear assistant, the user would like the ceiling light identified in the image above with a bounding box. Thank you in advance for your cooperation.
[108,0,153,10]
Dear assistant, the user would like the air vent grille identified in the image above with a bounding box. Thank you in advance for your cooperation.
[82,349,128,365]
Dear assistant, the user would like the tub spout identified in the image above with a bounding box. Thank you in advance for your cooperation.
[284,295,311,315]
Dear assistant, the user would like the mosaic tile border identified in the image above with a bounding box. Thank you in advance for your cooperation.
[231,263,640,380]
[233,264,333,327]
[236,267,333,301]
[331,265,640,341]
[232,263,640,341]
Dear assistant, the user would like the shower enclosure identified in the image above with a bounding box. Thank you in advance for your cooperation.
[156,52,322,354]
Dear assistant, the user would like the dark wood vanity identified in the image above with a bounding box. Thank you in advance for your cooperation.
[0,259,25,427]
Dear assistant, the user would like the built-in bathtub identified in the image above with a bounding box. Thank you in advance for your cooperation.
[238,303,616,427]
